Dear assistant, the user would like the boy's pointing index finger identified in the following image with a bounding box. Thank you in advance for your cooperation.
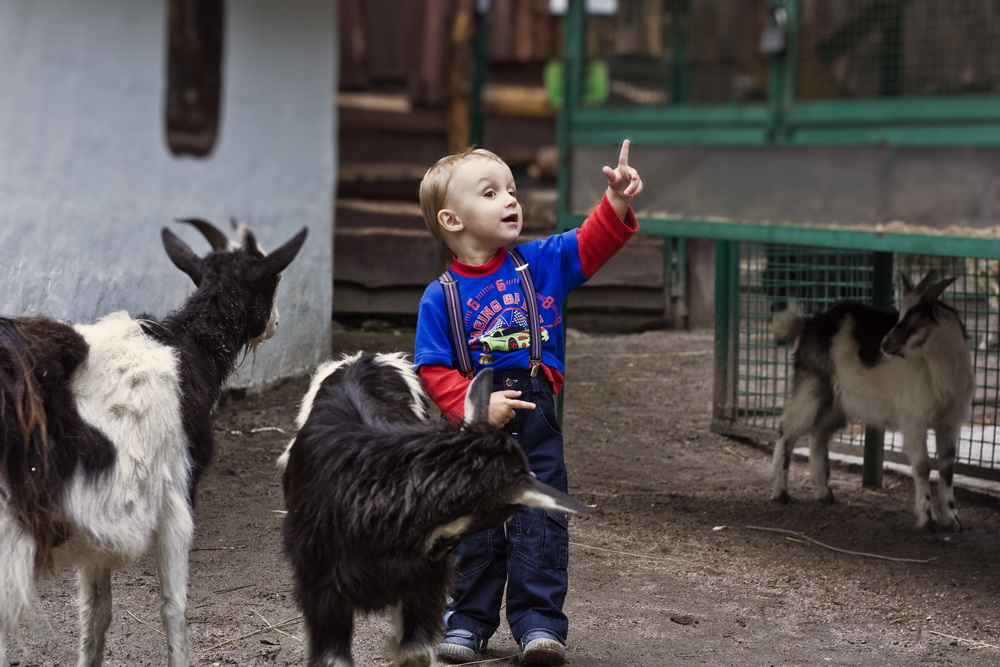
[618,138,631,167]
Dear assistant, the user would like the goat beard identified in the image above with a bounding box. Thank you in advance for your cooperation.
[238,340,263,373]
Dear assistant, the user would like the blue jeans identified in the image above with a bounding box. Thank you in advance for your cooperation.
[445,369,570,644]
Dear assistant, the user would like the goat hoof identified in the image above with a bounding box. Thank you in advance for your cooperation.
[771,491,791,505]
[942,518,963,533]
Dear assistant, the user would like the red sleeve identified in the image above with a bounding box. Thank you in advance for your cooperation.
[418,364,471,422]
[576,193,639,278]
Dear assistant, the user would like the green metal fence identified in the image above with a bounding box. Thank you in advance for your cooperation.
[716,242,1000,481]
[557,0,1000,482]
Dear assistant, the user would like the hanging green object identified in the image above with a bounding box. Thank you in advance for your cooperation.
[544,59,609,107]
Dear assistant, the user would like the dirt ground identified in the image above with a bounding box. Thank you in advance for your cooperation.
[10,324,1000,666]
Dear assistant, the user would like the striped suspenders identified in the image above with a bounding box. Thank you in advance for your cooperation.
[438,248,543,379]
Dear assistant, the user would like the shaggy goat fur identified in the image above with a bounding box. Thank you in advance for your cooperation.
[0,219,306,666]
[771,272,974,531]
[280,352,594,667]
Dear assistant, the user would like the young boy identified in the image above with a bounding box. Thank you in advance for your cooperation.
[414,140,642,666]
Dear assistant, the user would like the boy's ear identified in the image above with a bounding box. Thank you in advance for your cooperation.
[438,209,463,232]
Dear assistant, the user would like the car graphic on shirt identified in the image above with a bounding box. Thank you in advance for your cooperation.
[477,325,549,353]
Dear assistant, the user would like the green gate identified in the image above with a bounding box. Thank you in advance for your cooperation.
[556,0,1000,482]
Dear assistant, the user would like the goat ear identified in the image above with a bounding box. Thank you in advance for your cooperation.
[513,476,599,515]
[923,276,957,303]
[248,227,308,285]
[162,228,204,286]
[463,368,493,424]
[175,217,230,251]
[901,273,915,294]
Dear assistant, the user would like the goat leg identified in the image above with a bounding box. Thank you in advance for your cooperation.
[770,432,795,504]
[395,584,449,667]
[156,489,194,667]
[902,429,938,531]
[808,430,836,504]
[299,589,355,667]
[77,562,112,667]
[0,512,36,667]
[933,425,963,532]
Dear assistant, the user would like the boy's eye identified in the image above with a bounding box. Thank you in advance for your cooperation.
[484,190,496,199]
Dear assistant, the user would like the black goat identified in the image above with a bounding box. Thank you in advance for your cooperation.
[0,219,306,666]
[280,352,594,667]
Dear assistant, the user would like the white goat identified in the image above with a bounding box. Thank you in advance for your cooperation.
[771,271,974,531]
[0,218,306,666]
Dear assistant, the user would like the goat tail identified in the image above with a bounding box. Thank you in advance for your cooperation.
[0,317,72,569]
[772,310,805,345]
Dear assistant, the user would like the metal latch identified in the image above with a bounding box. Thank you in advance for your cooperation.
[759,5,788,55]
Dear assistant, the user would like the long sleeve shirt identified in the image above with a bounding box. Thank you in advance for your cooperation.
[414,193,638,419]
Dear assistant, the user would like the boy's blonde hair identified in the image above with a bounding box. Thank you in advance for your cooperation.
[419,148,507,248]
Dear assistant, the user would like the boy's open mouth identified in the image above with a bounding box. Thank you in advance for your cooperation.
[502,214,519,222]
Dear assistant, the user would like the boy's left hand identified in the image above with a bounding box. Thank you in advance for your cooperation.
[602,139,642,220]
[603,139,643,213]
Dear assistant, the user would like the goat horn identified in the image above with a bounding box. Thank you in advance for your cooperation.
[923,276,957,303]
[228,218,261,254]
[914,270,939,294]
[241,226,261,254]
[175,218,230,251]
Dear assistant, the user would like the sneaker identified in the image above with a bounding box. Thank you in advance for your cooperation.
[519,629,566,666]
[436,628,487,664]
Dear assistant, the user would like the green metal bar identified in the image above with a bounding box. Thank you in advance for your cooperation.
[556,0,586,232]
[790,96,1000,124]
[788,125,1000,148]
[713,241,737,423]
[878,0,903,97]
[568,126,770,146]
[862,252,894,488]
[569,104,772,126]
[670,0,690,104]
[468,5,487,148]
[675,236,688,327]
[609,216,1000,260]
[766,0,797,143]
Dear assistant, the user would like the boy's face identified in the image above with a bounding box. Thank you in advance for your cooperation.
[440,156,522,253]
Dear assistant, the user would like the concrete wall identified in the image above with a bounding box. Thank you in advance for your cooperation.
[0,0,336,390]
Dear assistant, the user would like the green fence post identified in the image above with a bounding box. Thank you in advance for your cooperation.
[469,4,487,149]
[862,252,894,488]
[713,241,737,424]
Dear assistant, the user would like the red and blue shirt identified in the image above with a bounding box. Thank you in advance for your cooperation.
[415,194,638,418]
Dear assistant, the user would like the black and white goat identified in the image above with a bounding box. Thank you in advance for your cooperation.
[279,352,594,667]
[0,218,306,666]
[770,271,974,532]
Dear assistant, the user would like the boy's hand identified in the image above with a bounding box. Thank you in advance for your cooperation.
[602,138,643,220]
[489,390,536,429]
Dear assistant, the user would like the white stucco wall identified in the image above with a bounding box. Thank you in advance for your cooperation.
[0,0,336,390]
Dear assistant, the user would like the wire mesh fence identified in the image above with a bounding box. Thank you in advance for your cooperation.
[719,242,1000,479]
[579,0,1000,106]
[798,0,1000,100]
[582,0,770,106]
